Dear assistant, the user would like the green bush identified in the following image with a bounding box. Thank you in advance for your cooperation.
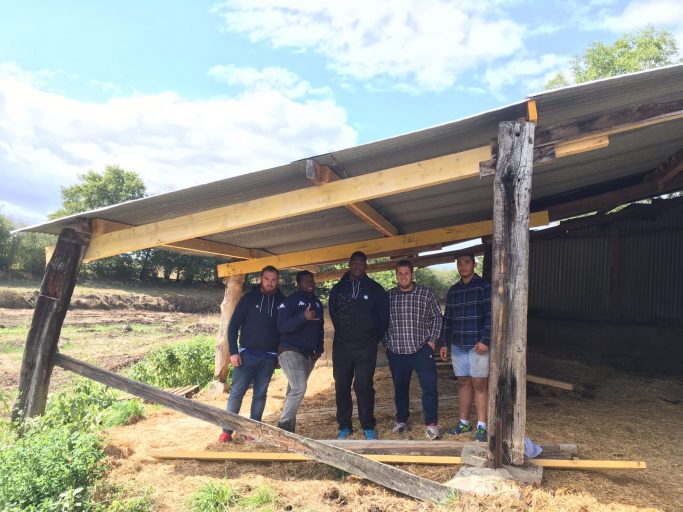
[187,482,236,512]
[128,336,217,388]
[0,418,105,510]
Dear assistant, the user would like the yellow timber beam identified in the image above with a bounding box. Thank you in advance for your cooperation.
[306,160,399,236]
[217,211,550,277]
[82,145,492,262]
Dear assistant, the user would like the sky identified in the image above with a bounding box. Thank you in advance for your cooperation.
[1,0,682,226]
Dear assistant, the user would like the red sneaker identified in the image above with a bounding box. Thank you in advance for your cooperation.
[218,431,232,443]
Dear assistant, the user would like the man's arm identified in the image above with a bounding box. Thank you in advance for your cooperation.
[426,290,443,347]
[277,300,307,334]
[227,295,248,356]
[375,284,390,340]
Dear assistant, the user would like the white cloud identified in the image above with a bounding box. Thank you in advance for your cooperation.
[213,0,525,92]
[482,54,571,95]
[208,64,332,98]
[0,63,357,224]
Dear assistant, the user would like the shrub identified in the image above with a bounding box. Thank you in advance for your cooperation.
[187,482,236,512]
[128,335,217,388]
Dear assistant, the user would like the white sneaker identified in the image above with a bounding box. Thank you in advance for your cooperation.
[392,422,408,433]
[425,423,440,440]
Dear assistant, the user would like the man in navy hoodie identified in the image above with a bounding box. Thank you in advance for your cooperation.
[329,251,389,440]
[219,266,285,443]
[276,270,324,433]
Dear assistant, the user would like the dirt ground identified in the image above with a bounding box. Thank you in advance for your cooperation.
[2,307,682,511]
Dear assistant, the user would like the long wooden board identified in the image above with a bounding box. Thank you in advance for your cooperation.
[150,451,646,470]
[54,353,451,503]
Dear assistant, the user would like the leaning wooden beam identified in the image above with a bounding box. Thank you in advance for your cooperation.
[641,147,683,186]
[306,160,399,236]
[217,212,549,277]
[488,121,535,467]
[54,353,451,503]
[313,244,486,283]
[13,228,90,421]
[150,452,646,470]
[83,146,491,261]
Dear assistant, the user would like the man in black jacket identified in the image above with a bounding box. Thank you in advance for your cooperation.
[329,251,389,440]
[219,266,284,443]
[276,270,324,433]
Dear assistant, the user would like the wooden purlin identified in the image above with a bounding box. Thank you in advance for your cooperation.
[217,211,550,277]
[83,145,491,261]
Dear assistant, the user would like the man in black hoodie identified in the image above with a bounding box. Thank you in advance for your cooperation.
[276,270,324,433]
[329,251,389,440]
[219,266,285,443]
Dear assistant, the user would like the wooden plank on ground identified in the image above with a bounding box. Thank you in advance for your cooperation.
[526,375,575,391]
[151,451,646,470]
[54,353,451,503]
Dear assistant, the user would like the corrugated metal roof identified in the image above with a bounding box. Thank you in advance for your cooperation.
[18,64,683,260]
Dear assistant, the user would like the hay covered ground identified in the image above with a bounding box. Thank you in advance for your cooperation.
[104,354,682,512]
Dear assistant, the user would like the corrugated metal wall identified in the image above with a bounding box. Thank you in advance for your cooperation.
[529,200,683,324]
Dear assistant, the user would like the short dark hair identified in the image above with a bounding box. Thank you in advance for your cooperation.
[395,259,414,272]
[261,265,279,276]
[349,251,367,263]
[296,270,313,284]
[456,253,476,263]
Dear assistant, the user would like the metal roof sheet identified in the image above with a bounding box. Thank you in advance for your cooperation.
[18,64,683,261]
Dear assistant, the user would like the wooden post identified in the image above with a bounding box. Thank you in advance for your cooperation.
[54,353,451,503]
[482,237,493,282]
[13,228,90,421]
[487,121,535,466]
[213,274,246,387]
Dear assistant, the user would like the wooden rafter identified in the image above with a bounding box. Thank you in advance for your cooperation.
[526,99,538,124]
[548,161,683,221]
[82,146,491,261]
[216,212,549,277]
[306,160,398,236]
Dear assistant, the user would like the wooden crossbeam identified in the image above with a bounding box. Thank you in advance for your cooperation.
[306,160,398,236]
[313,244,485,282]
[217,211,550,277]
[82,146,491,261]
[150,451,646,470]
[641,147,683,187]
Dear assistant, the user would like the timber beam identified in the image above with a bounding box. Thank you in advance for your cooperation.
[217,211,549,277]
[54,353,452,503]
[82,145,491,261]
[313,244,485,282]
[306,160,398,236]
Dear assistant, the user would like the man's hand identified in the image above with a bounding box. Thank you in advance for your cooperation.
[304,303,319,320]
[230,354,242,367]
[474,342,488,355]
[439,347,448,361]
[427,340,436,352]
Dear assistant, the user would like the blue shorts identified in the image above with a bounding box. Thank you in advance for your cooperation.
[451,344,489,378]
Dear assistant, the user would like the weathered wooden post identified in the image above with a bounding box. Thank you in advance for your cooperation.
[482,236,493,283]
[211,274,246,392]
[13,227,90,421]
[487,121,535,466]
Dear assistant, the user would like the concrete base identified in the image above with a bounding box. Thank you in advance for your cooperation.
[206,380,228,395]
[460,445,544,486]
[446,467,522,498]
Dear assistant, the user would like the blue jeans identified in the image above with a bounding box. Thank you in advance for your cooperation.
[224,351,277,434]
[386,344,438,425]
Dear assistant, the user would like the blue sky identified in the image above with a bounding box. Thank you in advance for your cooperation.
[1,0,682,225]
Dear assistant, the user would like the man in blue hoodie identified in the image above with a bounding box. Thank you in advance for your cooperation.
[276,270,324,433]
[329,251,389,440]
[219,266,285,443]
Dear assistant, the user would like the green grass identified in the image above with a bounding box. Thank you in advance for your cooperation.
[187,482,279,512]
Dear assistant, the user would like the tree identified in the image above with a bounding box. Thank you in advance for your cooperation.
[50,166,146,218]
[546,25,679,89]
[0,214,21,271]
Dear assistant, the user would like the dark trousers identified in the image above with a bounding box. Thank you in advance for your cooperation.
[386,344,438,425]
[333,344,377,431]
